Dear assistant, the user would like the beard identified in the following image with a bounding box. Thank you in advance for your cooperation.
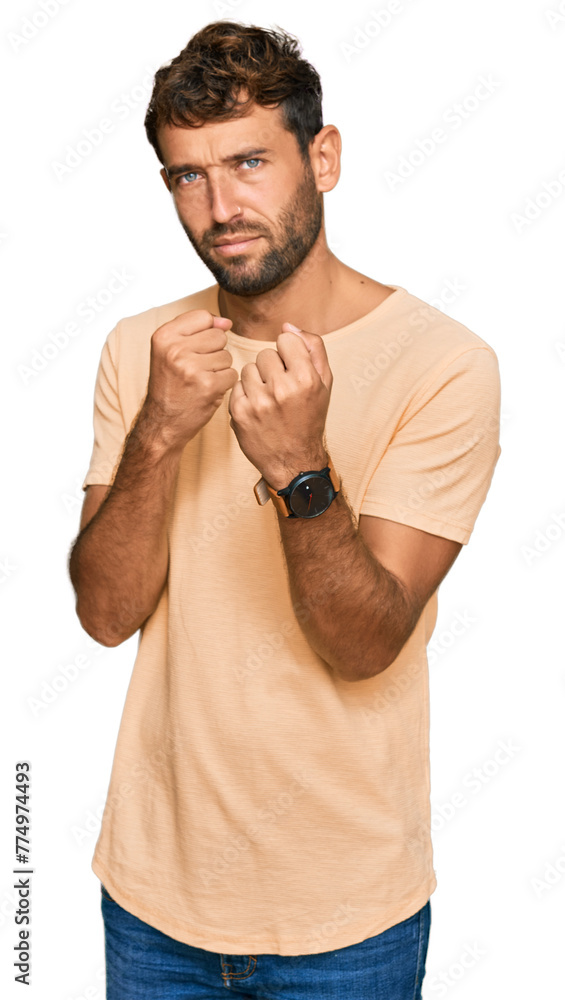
[178,161,324,297]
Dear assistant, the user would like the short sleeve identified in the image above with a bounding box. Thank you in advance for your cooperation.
[359,348,502,544]
[82,322,128,490]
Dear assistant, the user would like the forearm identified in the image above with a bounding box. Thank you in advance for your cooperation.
[69,403,184,647]
[274,479,418,682]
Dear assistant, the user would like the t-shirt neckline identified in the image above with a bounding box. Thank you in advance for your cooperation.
[213,283,406,349]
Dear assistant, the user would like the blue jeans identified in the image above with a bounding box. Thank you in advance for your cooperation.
[100,882,431,998]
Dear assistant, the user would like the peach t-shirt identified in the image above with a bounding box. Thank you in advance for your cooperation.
[81,282,501,956]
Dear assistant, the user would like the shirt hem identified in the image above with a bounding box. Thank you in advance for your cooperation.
[358,503,472,544]
[92,855,437,956]
[82,474,113,491]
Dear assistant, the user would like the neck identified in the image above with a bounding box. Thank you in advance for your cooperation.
[217,235,349,342]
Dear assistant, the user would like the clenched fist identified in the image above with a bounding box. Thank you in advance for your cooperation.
[141,309,238,452]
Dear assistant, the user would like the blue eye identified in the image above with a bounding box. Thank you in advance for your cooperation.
[178,159,262,186]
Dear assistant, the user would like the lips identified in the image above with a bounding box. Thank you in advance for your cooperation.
[213,235,261,247]
[213,236,263,257]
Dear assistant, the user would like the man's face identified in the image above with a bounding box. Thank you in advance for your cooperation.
[158,101,323,296]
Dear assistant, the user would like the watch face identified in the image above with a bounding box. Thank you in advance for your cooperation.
[289,474,333,518]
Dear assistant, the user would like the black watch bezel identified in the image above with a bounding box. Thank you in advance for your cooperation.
[277,467,337,519]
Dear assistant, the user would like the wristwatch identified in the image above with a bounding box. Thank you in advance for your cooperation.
[253,456,341,519]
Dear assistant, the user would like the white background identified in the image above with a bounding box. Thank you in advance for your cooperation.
[1,0,564,996]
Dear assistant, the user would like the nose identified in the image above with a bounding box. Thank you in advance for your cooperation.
[208,174,243,225]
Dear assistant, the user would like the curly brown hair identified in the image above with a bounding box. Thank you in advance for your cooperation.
[144,20,324,167]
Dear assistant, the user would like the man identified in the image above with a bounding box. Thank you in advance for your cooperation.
[69,19,501,999]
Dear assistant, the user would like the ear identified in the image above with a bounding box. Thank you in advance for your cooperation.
[310,124,341,194]
[160,167,171,192]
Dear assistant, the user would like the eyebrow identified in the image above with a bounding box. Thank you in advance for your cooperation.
[166,148,273,178]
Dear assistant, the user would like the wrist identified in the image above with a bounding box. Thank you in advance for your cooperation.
[131,401,187,462]
[263,449,330,492]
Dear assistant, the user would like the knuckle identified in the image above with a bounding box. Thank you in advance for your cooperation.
[164,343,182,367]
[190,309,213,328]
[255,398,272,416]
[272,385,288,405]
[151,325,168,346]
